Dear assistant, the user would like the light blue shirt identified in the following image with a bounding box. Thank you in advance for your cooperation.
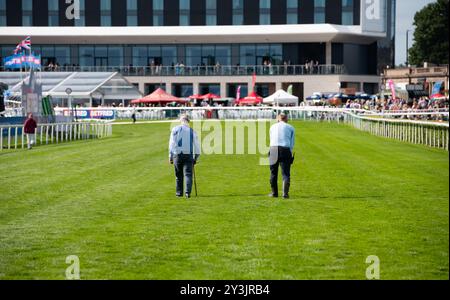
[169,124,201,160]
[270,121,295,152]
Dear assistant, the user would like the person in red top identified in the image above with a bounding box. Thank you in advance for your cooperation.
[23,113,37,150]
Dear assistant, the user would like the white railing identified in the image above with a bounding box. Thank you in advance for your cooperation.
[345,113,449,150]
[0,121,113,151]
[48,106,450,151]
[114,106,449,150]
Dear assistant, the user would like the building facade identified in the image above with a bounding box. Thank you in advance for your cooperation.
[0,0,396,103]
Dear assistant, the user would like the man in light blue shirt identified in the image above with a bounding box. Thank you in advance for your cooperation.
[269,113,295,199]
[169,114,201,198]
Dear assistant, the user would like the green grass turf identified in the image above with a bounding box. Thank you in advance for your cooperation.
[0,121,448,280]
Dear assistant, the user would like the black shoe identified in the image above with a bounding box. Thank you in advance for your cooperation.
[268,193,279,198]
[176,194,182,198]
[282,182,290,199]
[185,194,191,199]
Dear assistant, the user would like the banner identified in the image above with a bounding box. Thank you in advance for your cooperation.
[388,80,396,99]
[61,109,116,120]
[361,0,387,34]
[252,73,256,93]
[3,53,41,70]
[431,81,443,96]
[287,85,293,95]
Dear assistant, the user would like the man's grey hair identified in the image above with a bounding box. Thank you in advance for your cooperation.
[180,114,190,124]
[278,113,288,122]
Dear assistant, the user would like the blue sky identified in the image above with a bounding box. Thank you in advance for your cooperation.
[395,0,436,65]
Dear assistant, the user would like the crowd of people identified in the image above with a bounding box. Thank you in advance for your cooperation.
[343,96,449,121]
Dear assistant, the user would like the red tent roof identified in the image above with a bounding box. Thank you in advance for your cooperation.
[238,91,263,106]
[431,93,446,99]
[201,93,221,99]
[131,88,186,104]
[189,94,203,99]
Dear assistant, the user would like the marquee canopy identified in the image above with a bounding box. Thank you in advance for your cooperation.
[0,71,142,100]
[131,88,186,104]
[263,89,299,106]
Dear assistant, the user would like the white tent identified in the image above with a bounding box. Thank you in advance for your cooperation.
[263,89,299,106]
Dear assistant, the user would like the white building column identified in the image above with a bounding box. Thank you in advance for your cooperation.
[166,82,172,95]
[275,81,282,91]
[193,82,200,95]
[220,82,227,98]
[326,42,332,65]
[138,82,145,94]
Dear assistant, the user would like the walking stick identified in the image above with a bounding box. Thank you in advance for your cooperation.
[193,163,198,197]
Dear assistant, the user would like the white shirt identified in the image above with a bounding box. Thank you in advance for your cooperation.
[270,121,295,152]
[169,124,201,160]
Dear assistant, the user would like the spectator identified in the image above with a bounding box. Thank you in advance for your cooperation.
[23,113,37,150]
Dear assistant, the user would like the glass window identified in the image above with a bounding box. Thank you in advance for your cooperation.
[41,46,55,57]
[240,44,256,65]
[260,0,270,8]
[127,0,138,25]
[153,0,164,10]
[101,15,111,26]
[108,46,124,66]
[286,0,298,24]
[270,44,282,64]
[260,0,270,25]
[100,0,111,26]
[54,46,70,65]
[232,0,243,25]
[1,0,7,26]
[132,46,148,66]
[127,15,138,26]
[101,0,111,10]
[179,0,190,26]
[161,46,176,65]
[180,0,190,10]
[148,46,161,57]
[206,0,217,25]
[79,46,94,66]
[22,0,32,10]
[48,0,59,26]
[186,45,201,66]
[342,0,353,25]
[153,0,164,26]
[314,0,325,24]
[22,0,33,26]
[127,0,137,10]
[48,0,58,10]
[75,0,86,26]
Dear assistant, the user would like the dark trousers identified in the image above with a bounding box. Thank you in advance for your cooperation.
[174,154,194,196]
[269,146,292,195]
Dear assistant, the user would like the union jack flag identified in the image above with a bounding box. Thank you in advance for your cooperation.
[13,36,32,54]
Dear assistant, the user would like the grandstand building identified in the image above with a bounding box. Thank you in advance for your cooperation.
[0,0,396,105]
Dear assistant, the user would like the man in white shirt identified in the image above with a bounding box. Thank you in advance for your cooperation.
[269,113,295,199]
[169,114,201,198]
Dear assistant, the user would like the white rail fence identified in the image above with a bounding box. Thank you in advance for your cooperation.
[0,121,113,151]
[2,108,448,151]
[345,113,449,151]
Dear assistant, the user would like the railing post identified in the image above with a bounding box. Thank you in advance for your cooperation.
[8,127,11,150]
[21,127,25,149]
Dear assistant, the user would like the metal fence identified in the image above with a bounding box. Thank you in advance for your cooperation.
[0,121,113,151]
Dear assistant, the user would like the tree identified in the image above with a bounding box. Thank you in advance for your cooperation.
[409,0,449,66]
